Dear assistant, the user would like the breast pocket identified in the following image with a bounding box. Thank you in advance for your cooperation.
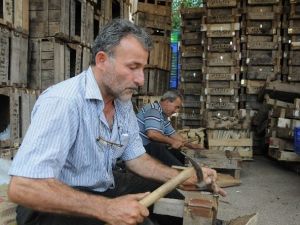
[111,133,129,160]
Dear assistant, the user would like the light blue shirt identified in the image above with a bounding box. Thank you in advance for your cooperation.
[9,67,145,192]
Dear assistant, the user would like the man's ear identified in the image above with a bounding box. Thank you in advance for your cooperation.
[95,51,108,65]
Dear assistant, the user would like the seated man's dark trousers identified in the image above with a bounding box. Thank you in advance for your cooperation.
[144,142,185,167]
[16,171,184,225]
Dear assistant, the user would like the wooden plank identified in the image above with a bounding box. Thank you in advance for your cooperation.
[209,139,252,147]
[0,26,10,85]
[153,198,184,218]
[206,0,237,8]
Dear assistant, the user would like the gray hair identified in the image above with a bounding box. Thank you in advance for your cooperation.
[160,90,183,102]
[91,19,153,65]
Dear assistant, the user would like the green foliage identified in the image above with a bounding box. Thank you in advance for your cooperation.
[172,0,203,30]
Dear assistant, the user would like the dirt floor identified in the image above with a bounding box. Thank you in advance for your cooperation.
[217,156,300,225]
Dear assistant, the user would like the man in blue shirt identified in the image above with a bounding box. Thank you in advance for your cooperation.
[136,91,203,166]
[8,19,224,225]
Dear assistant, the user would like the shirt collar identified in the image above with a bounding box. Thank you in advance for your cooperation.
[154,101,163,113]
[85,66,103,101]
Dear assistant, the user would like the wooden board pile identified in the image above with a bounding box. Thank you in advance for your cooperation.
[263,81,300,162]
[0,0,131,158]
[0,184,17,225]
[132,0,171,96]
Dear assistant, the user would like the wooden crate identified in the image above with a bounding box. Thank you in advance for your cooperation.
[132,0,171,17]
[180,82,202,95]
[247,0,280,5]
[139,67,169,96]
[181,32,204,46]
[206,8,241,24]
[207,129,253,159]
[28,38,84,90]
[181,45,203,58]
[29,0,92,45]
[148,37,171,71]
[290,2,300,19]
[242,65,279,80]
[202,23,240,37]
[288,18,300,34]
[245,49,281,65]
[0,87,39,148]
[288,50,300,65]
[204,80,239,96]
[203,66,240,76]
[133,12,171,31]
[245,5,281,20]
[0,0,29,33]
[182,17,204,32]
[180,7,205,20]
[206,0,238,8]
[240,79,265,94]
[245,20,280,35]
[206,52,240,66]
[0,26,28,87]
[206,37,240,52]
[181,70,203,83]
[245,35,280,50]
[268,137,300,161]
[181,57,203,70]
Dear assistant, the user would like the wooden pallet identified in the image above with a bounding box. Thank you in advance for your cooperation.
[0,26,29,88]
[0,87,39,148]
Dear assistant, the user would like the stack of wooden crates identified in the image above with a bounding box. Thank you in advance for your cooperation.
[0,0,131,158]
[179,8,205,128]
[132,0,171,99]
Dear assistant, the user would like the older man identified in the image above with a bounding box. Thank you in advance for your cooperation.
[136,91,202,167]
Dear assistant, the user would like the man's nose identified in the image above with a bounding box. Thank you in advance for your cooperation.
[134,70,145,87]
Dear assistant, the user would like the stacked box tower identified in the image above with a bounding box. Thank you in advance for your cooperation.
[201,0,253,159]
[179,7,206,128]
[132,0,172,97]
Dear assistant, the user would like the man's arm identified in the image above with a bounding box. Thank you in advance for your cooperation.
[126,153,227,197]
[147,130,183,149]
[8,176,149,225]
[170,133,205,150]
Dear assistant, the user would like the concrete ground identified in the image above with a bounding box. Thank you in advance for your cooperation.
[217,156,300,225]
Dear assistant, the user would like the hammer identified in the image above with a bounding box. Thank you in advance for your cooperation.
[105,158,225,224]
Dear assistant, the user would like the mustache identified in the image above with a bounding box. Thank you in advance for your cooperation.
[127,87,138,95]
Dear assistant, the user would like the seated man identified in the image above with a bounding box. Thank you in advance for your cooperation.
[136,90,202,167]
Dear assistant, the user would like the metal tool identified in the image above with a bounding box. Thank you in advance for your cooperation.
[181,151,223,195]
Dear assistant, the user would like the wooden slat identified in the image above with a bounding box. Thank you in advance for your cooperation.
[209,138,253,147]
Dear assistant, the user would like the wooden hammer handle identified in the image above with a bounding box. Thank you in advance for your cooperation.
[139,167,195,207]
[105,167,195,225]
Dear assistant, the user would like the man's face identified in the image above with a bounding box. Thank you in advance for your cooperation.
[163,97,182,117]
[102,35,148,102]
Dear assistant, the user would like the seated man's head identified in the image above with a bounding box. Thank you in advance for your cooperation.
[160,90,183,117]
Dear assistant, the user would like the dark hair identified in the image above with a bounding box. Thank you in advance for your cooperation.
[161,90,183,102]
[91,19,153,65]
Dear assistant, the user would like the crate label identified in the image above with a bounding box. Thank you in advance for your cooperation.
[207,15,235,23]
[247,27,274,35]
[206,102,236,109]
[247,42,277,50]
[205,88,235,95]
[210,43,234,51]
[207,30,235,37]
[248,0,279,4]
[207,0,236,8]
[206,73,235,80]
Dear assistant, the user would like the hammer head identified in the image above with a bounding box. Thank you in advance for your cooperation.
[181,152,206,189]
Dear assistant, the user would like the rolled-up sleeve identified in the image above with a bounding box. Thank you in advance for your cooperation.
[9,97,79,178]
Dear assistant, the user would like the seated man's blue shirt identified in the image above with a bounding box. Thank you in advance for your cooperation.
[9,67,145,192]
[136,101,175,146]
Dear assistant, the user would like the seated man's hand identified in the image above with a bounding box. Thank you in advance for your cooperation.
[171,139,184,149]
[185,143,206,150]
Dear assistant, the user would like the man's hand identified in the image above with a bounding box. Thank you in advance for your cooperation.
[171,139,184,149]
[103,192,150,225]
[181,167,227,197]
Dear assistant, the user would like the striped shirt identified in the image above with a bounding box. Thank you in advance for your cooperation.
[9,67,145,192]
[136,101,175,146]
